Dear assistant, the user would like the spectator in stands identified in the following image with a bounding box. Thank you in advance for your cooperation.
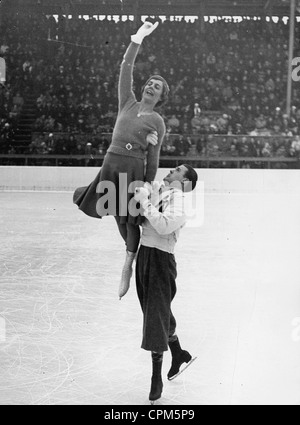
[193,103,201,117]
[281,114,293,135]
[0,41,9,54]
[173,133,191,156]
[271,123,284,136]
[261,141,272,158]
[161,132,176,156]
[290,135,300,158]
[23,60,32,74]
[249,137,262,157]
[196,135,207,155]
[216,114,229,134]
[96,133,110,155]
[249,114,271,137]
[230,142,239,158]
[0,120,14,151]
[29,136,50,155]
[52,136,69,155]
[190,113,202,134]
[167,114,181,133]
[180,119,192,135]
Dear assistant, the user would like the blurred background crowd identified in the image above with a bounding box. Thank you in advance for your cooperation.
[1,12,300,165]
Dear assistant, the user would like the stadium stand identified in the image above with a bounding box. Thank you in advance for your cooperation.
[0,2,300,168]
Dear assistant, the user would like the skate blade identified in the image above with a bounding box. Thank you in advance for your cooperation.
[168,357,197,381]
[149,398,162,405]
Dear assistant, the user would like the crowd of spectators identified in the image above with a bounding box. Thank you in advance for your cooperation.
[28,131,110,156]
[1,12,300,163]
[0,14,34,154]
[0,84,24,153]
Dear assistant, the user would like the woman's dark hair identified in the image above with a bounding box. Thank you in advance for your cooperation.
[183,164,198,192]
[141,75,169,107]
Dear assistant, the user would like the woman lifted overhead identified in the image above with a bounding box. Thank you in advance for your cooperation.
[73,20,169,299]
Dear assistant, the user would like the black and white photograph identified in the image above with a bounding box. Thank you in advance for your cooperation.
[0,0,299,408]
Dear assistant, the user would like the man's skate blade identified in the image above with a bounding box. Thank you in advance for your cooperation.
[168,357,197,381]
[149,399,162,405]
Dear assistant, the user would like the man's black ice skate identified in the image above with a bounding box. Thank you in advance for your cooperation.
[149,375,163,405]
[168,338,196,381]
[149,352,163,405]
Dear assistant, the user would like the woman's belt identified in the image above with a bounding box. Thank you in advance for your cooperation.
[107,143,146,160]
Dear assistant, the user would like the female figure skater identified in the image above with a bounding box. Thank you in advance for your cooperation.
[73,20,169,299]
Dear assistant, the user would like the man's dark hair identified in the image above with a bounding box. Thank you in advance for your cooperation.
[183,164,198,192]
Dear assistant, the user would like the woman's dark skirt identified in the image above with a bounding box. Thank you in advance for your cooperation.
[136,245,177,353]
[73,152,145,225]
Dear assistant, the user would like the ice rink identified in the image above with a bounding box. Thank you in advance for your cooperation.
[0,169,300,405]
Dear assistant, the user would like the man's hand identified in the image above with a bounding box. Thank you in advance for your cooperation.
[131,21,159,45]
[143,181,161,195]
[134,187,150,205]
[143,182,153,195]
[139,181,162,208]
[148,181,162,207]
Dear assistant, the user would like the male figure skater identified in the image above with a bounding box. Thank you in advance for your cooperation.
[134,164,198,403]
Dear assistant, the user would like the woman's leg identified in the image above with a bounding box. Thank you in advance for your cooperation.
[126,223,140,253]
[118,223,140,299]
[114,216,127,246]
[115,217,132,298]
[114,219,140,253]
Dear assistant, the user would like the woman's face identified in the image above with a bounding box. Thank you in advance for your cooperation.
[143,79,164,105]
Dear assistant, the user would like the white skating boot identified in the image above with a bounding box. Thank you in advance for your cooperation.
[118,250,136,300]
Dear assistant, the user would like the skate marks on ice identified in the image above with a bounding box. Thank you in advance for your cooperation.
[0,191,300,405]
[166,190,300,405]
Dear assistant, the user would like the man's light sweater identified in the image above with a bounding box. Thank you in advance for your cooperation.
[141,186,187,254]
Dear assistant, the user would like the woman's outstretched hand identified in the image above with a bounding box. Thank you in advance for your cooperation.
[131,21,159,44]
[146,130,158,146]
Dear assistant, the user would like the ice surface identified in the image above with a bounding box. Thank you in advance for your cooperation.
[0,190,299,405]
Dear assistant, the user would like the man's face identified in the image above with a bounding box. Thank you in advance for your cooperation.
[163,165,188,186]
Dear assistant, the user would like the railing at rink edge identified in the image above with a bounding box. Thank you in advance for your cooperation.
[0,154,298,169]
[0,133,299,169]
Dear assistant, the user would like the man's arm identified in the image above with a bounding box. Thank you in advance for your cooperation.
[135,188,186,235]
